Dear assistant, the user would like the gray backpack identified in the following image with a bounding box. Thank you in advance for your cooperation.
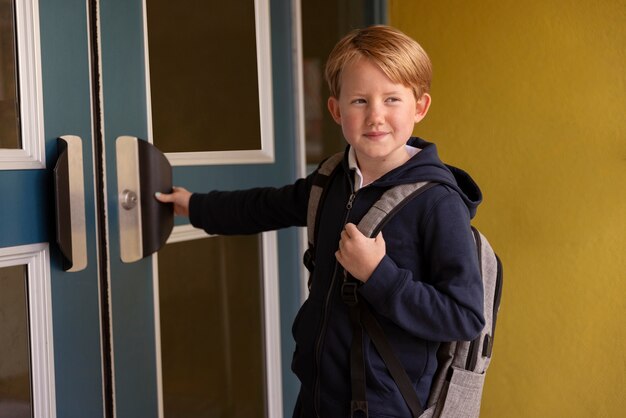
[305,153,503,418]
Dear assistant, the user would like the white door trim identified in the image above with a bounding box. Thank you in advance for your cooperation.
[141,0,274,166]
[0,243,55,417]
[291,0,309,303]
[0,0,46,170]
[260,231,284,418]
[151,231,282,418]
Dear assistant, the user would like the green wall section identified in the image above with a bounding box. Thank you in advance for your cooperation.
[389,1,626,416]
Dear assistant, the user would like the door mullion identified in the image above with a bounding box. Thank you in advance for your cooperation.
[87,1,114,416]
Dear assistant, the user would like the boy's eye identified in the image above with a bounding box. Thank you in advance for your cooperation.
[351,98,366,104]
[386,97,401,102]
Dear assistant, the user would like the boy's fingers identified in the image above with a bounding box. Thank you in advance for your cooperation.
[155,186,189,202]
[344,223,361,237]
[154,191,172,202]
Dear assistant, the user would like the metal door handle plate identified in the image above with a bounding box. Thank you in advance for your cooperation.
[116,136,173,263]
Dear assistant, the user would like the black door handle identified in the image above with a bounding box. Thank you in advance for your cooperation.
[53,135,88,271]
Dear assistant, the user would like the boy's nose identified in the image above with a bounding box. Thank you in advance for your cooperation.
[366,104,385,126]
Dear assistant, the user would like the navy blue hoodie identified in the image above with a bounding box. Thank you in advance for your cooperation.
[189,137,485,418]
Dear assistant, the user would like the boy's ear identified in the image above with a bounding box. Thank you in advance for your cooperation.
[414,93,431,124]
[327,96,342,124]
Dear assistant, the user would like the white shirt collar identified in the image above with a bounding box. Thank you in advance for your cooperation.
[348,145,421,191]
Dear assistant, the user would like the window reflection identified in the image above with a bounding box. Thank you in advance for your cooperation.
[158,236,266,417]
[0,265,32,418]
[146,0,261,153]
[0,0,21,150]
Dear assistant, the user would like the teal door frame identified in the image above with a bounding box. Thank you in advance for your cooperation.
[0,0,105,416]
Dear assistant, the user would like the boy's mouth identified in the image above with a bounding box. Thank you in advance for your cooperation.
[364,131,389,140]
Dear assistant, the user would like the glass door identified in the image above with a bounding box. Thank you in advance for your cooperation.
[98,0,296,416]
[1,0,302,417]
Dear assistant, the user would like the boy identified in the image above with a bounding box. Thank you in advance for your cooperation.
[157,25,484,418]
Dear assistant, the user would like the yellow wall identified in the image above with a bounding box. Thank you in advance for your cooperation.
[389,1,626,416]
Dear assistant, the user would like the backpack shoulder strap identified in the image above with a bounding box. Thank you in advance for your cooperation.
[304,152,344,272]
[344,181,437,418]
[357,181,437,238]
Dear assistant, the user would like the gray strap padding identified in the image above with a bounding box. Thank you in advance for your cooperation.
[357,182,432,238]
[307,152,344,247]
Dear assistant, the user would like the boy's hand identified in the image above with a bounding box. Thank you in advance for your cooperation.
[335,223,386,282]
[155,186,192,217]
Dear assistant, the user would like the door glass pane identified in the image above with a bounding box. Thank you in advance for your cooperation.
[0,265,32,418]
[146,1,261,153]
[158,235,266,417]
[0,0,21,149]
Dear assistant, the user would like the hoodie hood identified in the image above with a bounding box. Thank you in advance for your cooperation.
[343,137,483,218]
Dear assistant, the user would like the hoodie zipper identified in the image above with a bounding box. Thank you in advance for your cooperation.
[313,180,357,417]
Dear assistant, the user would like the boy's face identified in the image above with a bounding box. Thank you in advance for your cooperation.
[327,57,430,172]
